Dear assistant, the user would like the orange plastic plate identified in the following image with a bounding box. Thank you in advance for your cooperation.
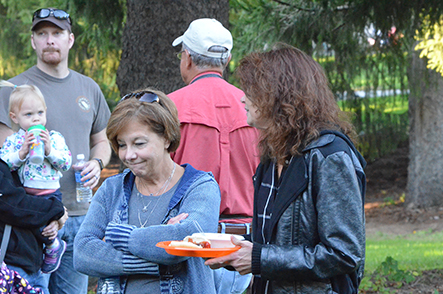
[156,241,240,258]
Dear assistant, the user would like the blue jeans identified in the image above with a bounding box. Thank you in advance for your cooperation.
[214,268,252,294]
[45,215,89,294]
[7,264,49,294]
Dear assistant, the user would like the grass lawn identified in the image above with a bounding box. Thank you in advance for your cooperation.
[366,230,443,273]
[362,230,443,291]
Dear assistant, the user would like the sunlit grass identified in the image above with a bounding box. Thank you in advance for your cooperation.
[363,103,408,114]
[337,94,409,115]
[383,106,408,114]
[365,230,443,273]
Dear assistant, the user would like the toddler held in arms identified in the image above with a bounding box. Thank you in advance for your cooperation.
[0,80,71,274]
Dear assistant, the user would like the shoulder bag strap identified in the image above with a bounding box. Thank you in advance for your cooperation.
[0,224,11,263]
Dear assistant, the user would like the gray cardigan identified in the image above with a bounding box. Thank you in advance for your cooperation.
[74,164,220,293]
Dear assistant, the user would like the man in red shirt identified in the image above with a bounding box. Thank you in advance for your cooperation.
[169,18,260,293]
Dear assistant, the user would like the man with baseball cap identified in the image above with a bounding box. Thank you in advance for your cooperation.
[0,7,111,294]
[169,18,259,294]
[171,18,232,60]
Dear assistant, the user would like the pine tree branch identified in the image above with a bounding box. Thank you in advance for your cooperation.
[271,0,315,12]
[332,22,346,32]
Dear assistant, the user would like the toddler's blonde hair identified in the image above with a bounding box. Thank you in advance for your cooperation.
[0,80,47,131]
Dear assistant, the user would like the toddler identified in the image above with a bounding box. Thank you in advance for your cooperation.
[0,81,72,274]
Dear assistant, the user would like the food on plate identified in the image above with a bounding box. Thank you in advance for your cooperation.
[191,233,245,248]
[169,235,212,249]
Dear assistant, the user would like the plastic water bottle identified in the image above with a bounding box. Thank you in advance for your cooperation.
[74,154,93,202]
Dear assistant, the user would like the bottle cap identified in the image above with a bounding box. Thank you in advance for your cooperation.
[27,124,46,133]
[77,154,85,160]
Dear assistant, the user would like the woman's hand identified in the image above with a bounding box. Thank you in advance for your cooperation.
[167,213,189,225]
[41,207,67,239]
[57,207,69,230]
[205,236,253,275]
[42,220,59,240]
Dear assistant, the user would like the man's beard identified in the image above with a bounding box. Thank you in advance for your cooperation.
[41,49,61,65]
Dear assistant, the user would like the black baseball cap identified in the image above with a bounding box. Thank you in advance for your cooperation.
[31,8,72,32]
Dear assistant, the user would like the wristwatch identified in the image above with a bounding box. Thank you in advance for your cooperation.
[93,158,104,171]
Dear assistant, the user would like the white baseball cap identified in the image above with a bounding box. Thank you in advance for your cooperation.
[172,18,233,59]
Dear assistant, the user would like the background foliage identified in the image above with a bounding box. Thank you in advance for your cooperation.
[1,0,443,162]
[415,17,443,76]
[228,0,415,161]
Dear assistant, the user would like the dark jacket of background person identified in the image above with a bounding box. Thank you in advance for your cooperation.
[0,159,65,274]
[250,132,366,294]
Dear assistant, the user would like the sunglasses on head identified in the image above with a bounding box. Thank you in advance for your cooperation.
[33,8,72,24]
[119,91,160,104]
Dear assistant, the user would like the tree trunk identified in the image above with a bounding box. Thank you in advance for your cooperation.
[116,0,229,96]
[407,48,443,208]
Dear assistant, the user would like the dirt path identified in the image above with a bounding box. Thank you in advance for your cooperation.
[365,202,443,236]
[363,141,443,236]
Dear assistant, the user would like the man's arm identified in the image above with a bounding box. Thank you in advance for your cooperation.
[89,128,111,167]
[80,128,111,189]
[0,123,13,146]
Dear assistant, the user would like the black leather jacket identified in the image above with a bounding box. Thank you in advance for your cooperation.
[251,132,366,294]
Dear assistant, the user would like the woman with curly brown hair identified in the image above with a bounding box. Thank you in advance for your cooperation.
[206,44,367,294]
